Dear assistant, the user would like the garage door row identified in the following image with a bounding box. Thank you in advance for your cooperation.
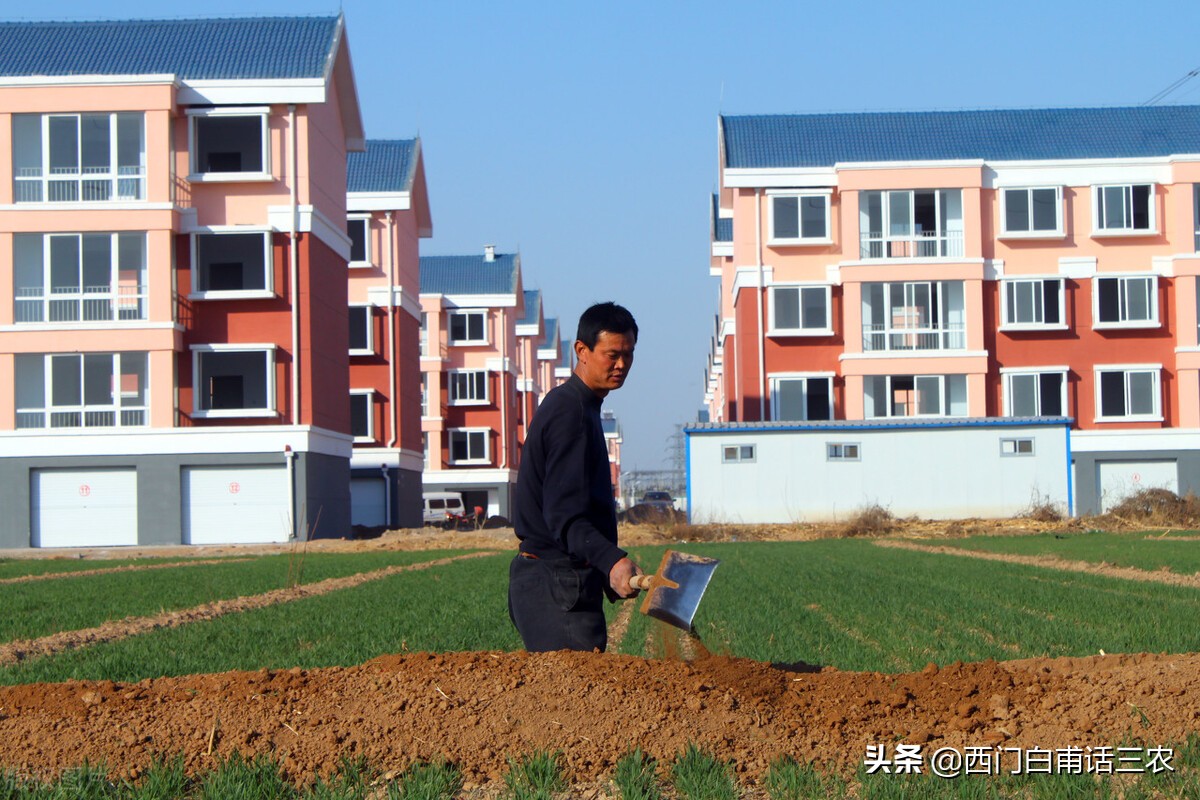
[30,466,292,548]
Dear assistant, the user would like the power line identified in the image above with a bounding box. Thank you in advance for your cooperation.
[1144,66,1200,106]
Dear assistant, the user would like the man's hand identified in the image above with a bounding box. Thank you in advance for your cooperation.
[608,556,642,599]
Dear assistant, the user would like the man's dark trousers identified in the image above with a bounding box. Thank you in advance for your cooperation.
[508,554,607,652]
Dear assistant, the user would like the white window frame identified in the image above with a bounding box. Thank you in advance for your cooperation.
[347,215,371,267]
[721,444,756,463]
[13,231,149,324]
[448,369,490,405]
[1000,367,1068,417]
[448,427,490,465]
[864,374,967,419]
[999,186,1064,238]
[1000,277,1067,331]
[1092,274,1159,329]
[12,112,146,203]
[859,188,964,259]
[1092,183,1156,236]
[189,344,277,419]
[826,442,861,461]
[189,228,274,300]
[448,309,488,346]
[1094,365,1162,422]
[349,389,374,443]
[768,284,833,336]
[1000,438,1035,456]
[187,107,272,182]
[14,351,149,430]
[768,372,835,421]
[766,189,833,245]
[349,305,374,355]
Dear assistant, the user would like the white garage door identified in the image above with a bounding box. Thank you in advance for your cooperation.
[1097,460,1178,513]
[182,466,291,545]
[31,468,138,548]
[350,477,386,527]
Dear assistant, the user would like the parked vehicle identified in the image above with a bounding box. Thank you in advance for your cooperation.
[422,492,466,526]
[639,491,675,510]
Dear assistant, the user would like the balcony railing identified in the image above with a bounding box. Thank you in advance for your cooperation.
[14,166,146,203]
[15,285,148,323]
[16,407,147,430]
[859,230,964,260]
[862,322,966,352]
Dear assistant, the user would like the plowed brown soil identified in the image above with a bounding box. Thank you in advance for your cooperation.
[0,649,1197,792]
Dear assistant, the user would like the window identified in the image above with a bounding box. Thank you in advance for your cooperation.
[722,444,756,463]
[449,370,489,405]
[13,112,145,202]
[1094,276,1157,327]
[864,374,967,418]
[1000,438,1035,456]
[14,352,147,429]
[449,429,489,464]
[770,285,831,334]
[189,108,269,178]
[350,391,373,441]
[861,281,966,351]
[1194,184,1199,252]
[421,373,432,417]
[13,232,147,323]
[349,306,373,354]
[1094,184,1154,234]
[348,217,370,266]
[769,191,831,243]
[192,231,271,296]
[192,346,275,417]
[826,443,860,461]
[1096,366,1160,421]
[1001,187,1062,236]
[1002,278,1064,329]
[1003,370,1066,417]
[770,375,832,421]
[859,189,963,259]
[449,310,487,345]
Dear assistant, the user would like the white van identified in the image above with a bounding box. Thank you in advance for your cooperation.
[422,491,465,525]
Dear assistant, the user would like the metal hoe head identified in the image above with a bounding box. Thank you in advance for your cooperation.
[639,549,720,631]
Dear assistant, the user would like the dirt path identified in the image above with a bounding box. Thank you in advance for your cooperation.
[0,650,1196,792]
[875,540,1200,588]
[0,558,253,586]
[0,553,492,666]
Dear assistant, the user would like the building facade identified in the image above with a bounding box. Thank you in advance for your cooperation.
[346,139,431,528]
[703,106,1200,517]
[0,16,364,546]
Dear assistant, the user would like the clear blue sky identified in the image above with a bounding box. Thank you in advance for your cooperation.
[26,0,1200,470]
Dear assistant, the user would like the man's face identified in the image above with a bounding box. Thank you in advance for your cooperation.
[575,330,636,395]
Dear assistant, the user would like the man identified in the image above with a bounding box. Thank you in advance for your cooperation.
[508,302,643,651]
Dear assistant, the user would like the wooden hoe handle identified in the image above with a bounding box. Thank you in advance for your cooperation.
[629,574,654,591]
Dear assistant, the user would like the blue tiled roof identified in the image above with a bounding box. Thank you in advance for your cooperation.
[348,139,418,193]
[419,253,519,296]
[711,194,732,242]
[0,16,339,80]
[518,290,541,326]
[721,106,1200,169]
[558,340,573,369]
[540,318,559,351]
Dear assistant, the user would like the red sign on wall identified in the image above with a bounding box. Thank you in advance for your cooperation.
[229,482,241,494]
[79,484,91,497]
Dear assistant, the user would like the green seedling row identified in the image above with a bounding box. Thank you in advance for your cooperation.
[0,557,207,581]
[930,531,1200,575]
[0,553,517,685]
[0,550,471,645]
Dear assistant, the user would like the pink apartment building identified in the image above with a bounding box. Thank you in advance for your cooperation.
[346,139,432,528]
[0,16,364,546]
[419,249,526,518]
[700,106,1200,517]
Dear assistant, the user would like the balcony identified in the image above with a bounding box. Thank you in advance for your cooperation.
[862,321,966,352]
[859,230,964,260]
[15,284,148,324]
[15,166,146,203]
[16,407,147,430]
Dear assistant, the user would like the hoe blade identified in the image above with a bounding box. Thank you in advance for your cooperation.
[639,549,720,631]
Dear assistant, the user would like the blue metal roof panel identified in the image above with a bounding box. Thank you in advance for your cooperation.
[347,139,417,193]
[722,106,1200,168]
[540,317,559,350]
[0,16,340,80]
[685,417,1074,434]
[518,290,541,326]
[711,194,732,242]
[419,254,519,295]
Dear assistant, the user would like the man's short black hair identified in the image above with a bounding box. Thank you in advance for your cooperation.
[576,302,638,349]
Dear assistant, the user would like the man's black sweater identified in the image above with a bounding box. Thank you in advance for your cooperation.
[514,373,625,575]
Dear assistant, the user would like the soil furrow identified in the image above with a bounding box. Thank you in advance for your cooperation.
[0,552,493,666]
[604,596,636,652]
[0,558,253,586]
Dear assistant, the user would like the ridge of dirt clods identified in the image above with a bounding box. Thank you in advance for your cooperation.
[0,649,1197,790]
